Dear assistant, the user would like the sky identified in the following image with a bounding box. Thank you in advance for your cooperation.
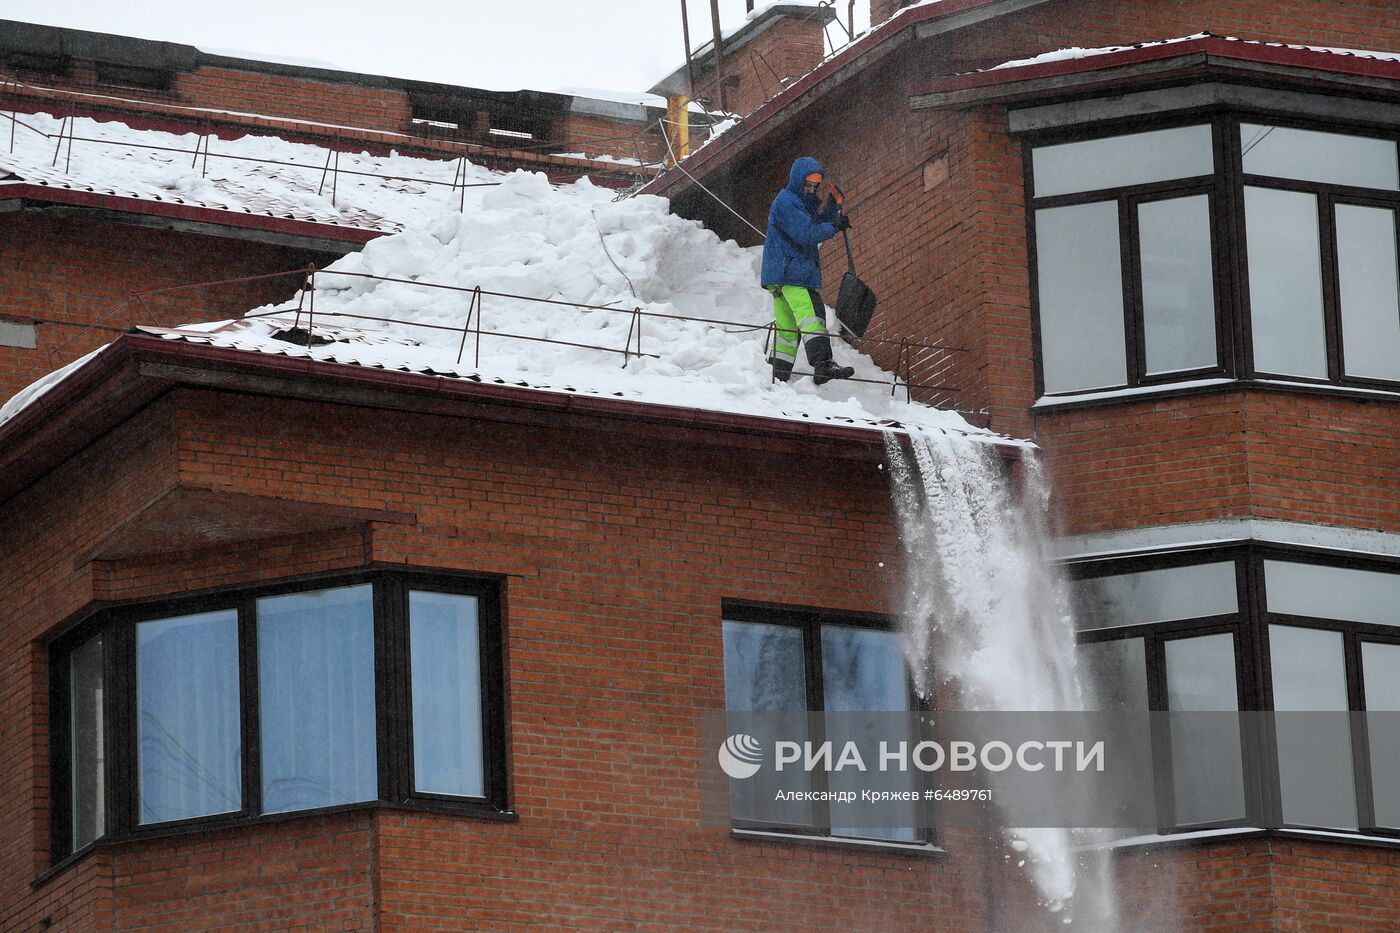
[0,0,870,97]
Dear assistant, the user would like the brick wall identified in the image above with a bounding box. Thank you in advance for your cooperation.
[2,48,667,174]
[688,15,830,117]
[5,382,1395,929]
[0,213,336,403]
[0,386,1008,930]
[1033,391,1400,536]
[554,111,669,166]
[870,1,916,27]
[1112,836,1400,932]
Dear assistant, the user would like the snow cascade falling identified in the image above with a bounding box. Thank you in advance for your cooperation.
[883,425,1118,930]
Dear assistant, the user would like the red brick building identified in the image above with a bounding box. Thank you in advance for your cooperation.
[4,2,1400,931]
[644,0,1400,927]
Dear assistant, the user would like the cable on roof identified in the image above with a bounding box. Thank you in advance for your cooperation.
[656,116,766,241]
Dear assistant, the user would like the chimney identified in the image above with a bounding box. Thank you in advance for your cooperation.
[649,4,837,122]
[870,0,914,26]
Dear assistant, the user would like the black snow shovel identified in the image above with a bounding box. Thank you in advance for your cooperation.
[821,181,877,337]
[834,227,877,337]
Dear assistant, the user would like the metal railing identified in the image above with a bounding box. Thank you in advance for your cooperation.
[77,267,972,409]
[0,73,665,205]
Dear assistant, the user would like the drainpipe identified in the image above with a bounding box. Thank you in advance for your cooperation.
[670,0,695,163]
[666,95,690,164]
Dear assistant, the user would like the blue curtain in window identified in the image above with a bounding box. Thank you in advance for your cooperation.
[409,591,484,797]
[258,585,377,814]
[137,611,241,824]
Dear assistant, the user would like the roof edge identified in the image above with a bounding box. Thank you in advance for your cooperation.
[2,183,386,244]
[0,334,1017,503]
[910,35,1400,103]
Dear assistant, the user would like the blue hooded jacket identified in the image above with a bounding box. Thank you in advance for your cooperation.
[759,156,842,289]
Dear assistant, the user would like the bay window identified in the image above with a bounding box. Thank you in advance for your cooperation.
[1071,546,1400,837]
[50,572,506,862]
[1029,116,1400,396]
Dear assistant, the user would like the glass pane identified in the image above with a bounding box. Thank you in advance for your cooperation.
[1269,626,1357,828]
[1078,638,1155,838]
[1035,202,1127,392]
[1336,204,1400,381]
[1165,634,1246,825]
[1139,195,1217,374]
[1073,562,1237,632]
[410,591,483,797]
[69,635,105,851]
[722,620,811,828]
[821,626,907,712]
[1241,123,1398,190]
[137,611,241,824]
[1362,642,1400,829]
[1032,125,1214,198]
[822,626,914,841]
[1245,186,1327,378]
[1078,638,1148,710]
[1264,561,1400,626]
[723,620,806,712]
[258,585,377,814]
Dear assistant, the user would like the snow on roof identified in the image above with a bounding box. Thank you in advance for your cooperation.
[983,32,1400,73]
[0,111,512,234]
[0,165,999,445]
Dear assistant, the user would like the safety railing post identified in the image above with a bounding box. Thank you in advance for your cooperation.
[4,78,16,154]
[331,146,341,207]
[474,287,483,368]
[306,270,316,346]
[456,286,481,366]
[51,114,67,167]
[317,144,334,197]
[891,339,907,399]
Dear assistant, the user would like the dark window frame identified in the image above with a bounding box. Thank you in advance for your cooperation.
[48,569,509,864]
[1026,110,1400,398]
[1068,542,1400,839]
[720,601,936,847]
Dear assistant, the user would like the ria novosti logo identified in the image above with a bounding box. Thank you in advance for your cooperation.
[718,733,764,779]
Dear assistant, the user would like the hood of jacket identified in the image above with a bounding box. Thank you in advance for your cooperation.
[785,156,824,196]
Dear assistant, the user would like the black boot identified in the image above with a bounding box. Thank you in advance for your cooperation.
[805,335,854,385]
[770,357,794,383]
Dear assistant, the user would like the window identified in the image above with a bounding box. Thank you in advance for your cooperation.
[1031,124,1221,393]
[1028,116,1400,396]
[49,572,505,861]
[1070,546,1400,837]
[721,605,925,844]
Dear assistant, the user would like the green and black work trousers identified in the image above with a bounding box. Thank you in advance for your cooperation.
[768,285,829,365]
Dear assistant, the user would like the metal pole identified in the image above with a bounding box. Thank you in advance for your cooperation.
[708,0,727,112]
[679,0,696,101]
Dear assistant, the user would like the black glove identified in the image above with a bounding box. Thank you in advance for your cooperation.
[832,213,851,232]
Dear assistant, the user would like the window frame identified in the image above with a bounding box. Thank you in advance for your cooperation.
[720,601,935,847]
[48,570,509,864]
[1068,543,1400,840]
[1026,110,1400,398]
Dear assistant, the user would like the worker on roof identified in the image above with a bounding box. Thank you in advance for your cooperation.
[759,156,855,385]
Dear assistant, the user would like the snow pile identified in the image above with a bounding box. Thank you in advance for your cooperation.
[1,164,994,440]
